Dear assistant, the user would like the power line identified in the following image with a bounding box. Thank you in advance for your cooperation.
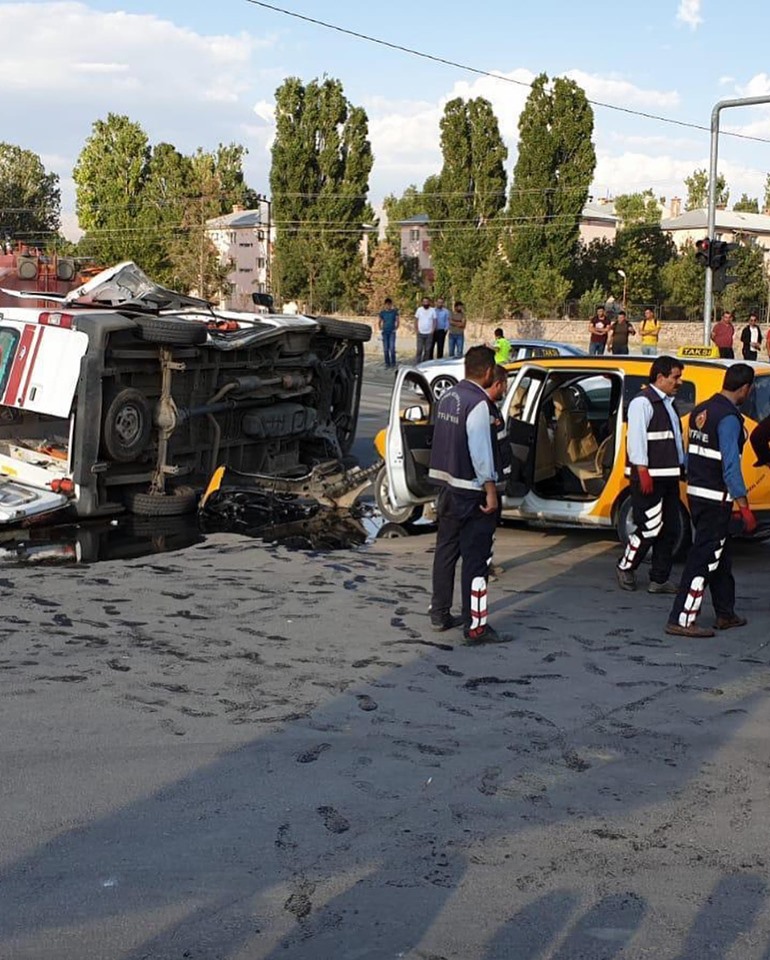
[244,0,770,146]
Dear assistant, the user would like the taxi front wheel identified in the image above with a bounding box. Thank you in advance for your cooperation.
[374,465,423,525]
[616,495,692,561]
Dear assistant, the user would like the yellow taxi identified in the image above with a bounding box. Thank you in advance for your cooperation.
[374,353,770,553]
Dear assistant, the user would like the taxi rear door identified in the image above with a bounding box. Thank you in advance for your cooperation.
[385,368,436,508]
[499,364,549,502]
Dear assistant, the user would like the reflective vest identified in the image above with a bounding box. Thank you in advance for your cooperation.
[625,387,682,478]
[429,380,500,499]
[686,393,744,503]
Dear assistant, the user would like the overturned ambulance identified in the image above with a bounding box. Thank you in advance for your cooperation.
[0,262,370,525]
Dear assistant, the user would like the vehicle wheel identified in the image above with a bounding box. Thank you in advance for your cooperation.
[431,375,457,401]
[124,484,198,517]
[374,465,423,524]
[316,316,372,342]
[377,522,411,539]
[616,495,692,561]
[133,317,207,346]
[101,387,153,463]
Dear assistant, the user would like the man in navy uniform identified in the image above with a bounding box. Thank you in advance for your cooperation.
[428,345,510,644]
[666,363,757,638]
[616,356,686,594]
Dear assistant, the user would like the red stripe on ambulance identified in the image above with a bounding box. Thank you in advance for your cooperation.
[3,324,36,406]
[18,327,44,407]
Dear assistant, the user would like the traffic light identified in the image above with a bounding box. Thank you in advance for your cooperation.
[712,241,740,293]
[695,237,711,267]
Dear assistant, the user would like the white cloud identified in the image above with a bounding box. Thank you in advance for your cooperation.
[566,71,679,109]
[676,0,703,29]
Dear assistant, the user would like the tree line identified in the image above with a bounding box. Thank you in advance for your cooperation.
[2,71,769,317]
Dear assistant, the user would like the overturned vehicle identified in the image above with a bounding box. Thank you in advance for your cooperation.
[0,262,370,525]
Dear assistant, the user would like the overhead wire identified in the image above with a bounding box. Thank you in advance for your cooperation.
[244,0,770,145]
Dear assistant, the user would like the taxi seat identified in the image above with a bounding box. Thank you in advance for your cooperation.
[552,388,602,490]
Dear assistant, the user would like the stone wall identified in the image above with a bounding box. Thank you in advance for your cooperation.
[353,315,714,361]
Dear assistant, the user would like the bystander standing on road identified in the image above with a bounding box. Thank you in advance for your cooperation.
[588,306,610,355]
[608,310,636,355]
[493,328,511,364]
[428,345,510,644]
[617,356,686,594]
[378,297,399,369]
[711,310,735,359]
[666,364,757,638]
[432,297,451,359]
[414,297,436,364]
[740,311,762,360]
[448,300,467,358]
[640,308,661,356]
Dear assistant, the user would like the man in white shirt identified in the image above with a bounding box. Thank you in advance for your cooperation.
[414,297,436,363]
[617,356,686,593]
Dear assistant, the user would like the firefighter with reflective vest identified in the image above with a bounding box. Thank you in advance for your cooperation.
[428,345,511,644]
[617,355,686,593]
[666,363,757,638]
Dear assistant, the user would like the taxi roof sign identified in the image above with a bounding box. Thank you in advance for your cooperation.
[677,345,720,359]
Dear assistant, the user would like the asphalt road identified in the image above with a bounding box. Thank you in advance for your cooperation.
[2,368,770,959]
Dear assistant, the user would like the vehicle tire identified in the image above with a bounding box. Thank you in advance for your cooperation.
[316,316,372,343]
[101,387,153,463]
[377,522,411,539]
[431,375,457,401]
[616,495,692,561]
[374,465,423,524]
[133,316,207,346]
[124,484,198,517]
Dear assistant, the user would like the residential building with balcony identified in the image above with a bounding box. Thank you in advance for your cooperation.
[206,201,271,311]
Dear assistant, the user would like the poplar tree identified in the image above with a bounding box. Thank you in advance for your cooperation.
[270,77,373,311]
[0,143,61,243]
[504,74,595,300]
[424,97,507,301]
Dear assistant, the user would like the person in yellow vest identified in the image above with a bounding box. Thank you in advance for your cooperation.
[493,328,511,364]
[640,308,661,356]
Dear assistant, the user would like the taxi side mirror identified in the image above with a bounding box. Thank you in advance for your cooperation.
[404,405,425,422]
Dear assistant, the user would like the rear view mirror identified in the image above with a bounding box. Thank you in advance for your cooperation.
[403,405,425,422]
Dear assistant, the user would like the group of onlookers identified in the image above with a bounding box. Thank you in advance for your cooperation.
[588,305,769,359]
[588,306,662,356]
[377,296,467,367]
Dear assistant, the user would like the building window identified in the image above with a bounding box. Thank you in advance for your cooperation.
[422,239,431,253]
[257,230,265,241]
[239,241,253,248]
[410,229,420,242]
[238,267,253,274]
[257,257,266,269]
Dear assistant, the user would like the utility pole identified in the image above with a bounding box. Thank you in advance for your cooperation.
[704,95,770,344]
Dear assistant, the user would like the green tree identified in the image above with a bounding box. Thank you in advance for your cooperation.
[360,241,403,313]
[614,224,676,304]
[423,96,507,301]
[74,113,151,265]
[270,76,374,312]
[569,238,616,299]
[0,143,61,244]
[764,174,770,214]
[660,241,705,317]
[721,243,768,316]
[504,74,595,293]
[733,193,759,214]
[467,250,512,321]
[684,168,729,210]
[614,189,662,226]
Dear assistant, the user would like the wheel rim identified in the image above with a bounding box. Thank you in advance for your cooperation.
[115,404,142,446]
[432,376,456,400]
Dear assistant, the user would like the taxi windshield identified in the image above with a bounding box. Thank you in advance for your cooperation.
[746,375,770,422]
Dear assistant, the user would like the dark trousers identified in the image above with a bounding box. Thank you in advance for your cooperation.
[718,347,735,359]
[431,488,497,631]
[415,333,433,363]
[431,329,447,359]
[617,476,680,583]
[669,500,734,628]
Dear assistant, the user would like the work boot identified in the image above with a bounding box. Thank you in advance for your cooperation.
[463,624,512,645]
[714,614,748,631]
[648,580,679,595]
[665,621,716,638]
[430,612,465,632]
[616,567,636,591]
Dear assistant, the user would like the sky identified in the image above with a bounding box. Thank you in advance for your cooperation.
[3,0,770,239]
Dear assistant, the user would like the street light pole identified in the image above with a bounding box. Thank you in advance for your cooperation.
[703,95,770,345]
[617,269,627,309]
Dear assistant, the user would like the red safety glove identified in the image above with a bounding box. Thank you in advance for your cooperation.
[737,504,758,535]
[636,466,653,495]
